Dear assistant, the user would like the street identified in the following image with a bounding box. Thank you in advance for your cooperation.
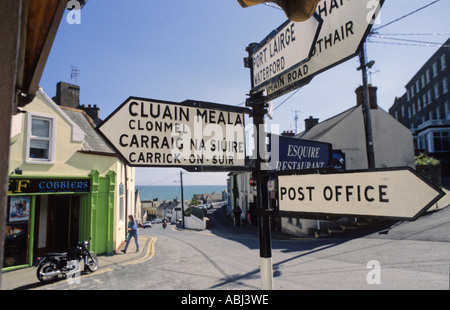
[3,204,449,290]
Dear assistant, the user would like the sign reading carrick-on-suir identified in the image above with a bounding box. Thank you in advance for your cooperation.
[97,97,250,171]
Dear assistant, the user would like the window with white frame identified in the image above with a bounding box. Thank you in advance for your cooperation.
[434,83,440,99]
[445,102,450,120]
[443,77,448,94]
[27,113,55,163]
[441,54,447,70]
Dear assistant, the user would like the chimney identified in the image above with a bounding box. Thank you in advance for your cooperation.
[355,84,378,109]
[82,104,100,119]
[53,81,80,108]
[281,130,295,136]
[304,116,319,132]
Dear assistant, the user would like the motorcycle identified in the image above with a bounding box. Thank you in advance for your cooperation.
[162,221,167,229]
[34,237,98,283]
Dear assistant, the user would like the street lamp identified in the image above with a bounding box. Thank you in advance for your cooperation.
[237,0,320,22]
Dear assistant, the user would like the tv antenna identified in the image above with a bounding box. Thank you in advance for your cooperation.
[292,109,301,133]
[71,65,80,84]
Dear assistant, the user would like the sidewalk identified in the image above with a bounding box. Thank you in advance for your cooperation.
[1,236,154,290]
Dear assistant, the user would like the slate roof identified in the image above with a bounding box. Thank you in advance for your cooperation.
[60,106,114,154]
[296,105,359,140]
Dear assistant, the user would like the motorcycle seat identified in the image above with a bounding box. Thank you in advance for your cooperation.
[45,252,68,257]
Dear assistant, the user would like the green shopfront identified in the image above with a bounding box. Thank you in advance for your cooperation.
[3,170,115,271]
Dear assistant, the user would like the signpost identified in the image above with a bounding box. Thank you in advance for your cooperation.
[257,0,385,101]
[278,168,445,221]
[97,97,250,172]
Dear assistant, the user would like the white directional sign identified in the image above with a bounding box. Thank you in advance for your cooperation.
[261,0,384,100]
[278,168,445,221]
[250,13,322,94]
[97,97,250,171]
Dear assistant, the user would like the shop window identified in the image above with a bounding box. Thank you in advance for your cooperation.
[26,113,55,164]
[3,196,31,268]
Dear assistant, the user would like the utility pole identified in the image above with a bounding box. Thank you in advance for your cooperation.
[180,170,185,228]
[358,43,376,170]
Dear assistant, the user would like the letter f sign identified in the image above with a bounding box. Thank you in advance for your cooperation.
[67,0,81,25]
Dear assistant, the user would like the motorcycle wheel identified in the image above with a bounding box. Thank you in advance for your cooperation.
[85,251,98,272]
[36,260,59,283]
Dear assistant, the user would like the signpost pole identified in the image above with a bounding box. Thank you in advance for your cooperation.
[247,90,273,290]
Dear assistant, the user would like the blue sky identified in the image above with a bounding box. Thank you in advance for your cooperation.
[40,0,450,185]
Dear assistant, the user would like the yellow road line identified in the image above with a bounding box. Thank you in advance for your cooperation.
[126,236,157,266]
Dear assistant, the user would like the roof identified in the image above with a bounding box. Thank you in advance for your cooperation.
[296,105,360,140]
[60,106,114,154]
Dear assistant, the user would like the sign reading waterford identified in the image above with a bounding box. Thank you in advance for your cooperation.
[250,14,322,94]
[97,97,250,171]
[259,0,384,101]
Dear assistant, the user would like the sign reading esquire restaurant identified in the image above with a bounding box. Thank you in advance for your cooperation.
[97,97,250,171]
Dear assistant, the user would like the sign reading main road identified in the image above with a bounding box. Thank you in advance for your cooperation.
[97,97,250,171]
[249,13,322,95]
[278,168,445,221]
[259,0,384,101]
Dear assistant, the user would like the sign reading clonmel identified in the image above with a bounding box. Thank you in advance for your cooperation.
[97,97,250,171]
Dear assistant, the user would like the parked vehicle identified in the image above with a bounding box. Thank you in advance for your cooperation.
[143,221,152,228]
[34,237,98,283]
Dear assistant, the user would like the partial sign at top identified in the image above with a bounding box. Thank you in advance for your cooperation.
[260,0,384,101]
[97,97,250,171]
[249,13,322,94]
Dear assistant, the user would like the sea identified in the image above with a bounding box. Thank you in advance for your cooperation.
[136,185,227,202]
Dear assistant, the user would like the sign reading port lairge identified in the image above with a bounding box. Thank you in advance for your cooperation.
[278,168,444,221]
[97,97,250,171]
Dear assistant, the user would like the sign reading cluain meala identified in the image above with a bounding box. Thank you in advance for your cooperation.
[97,97,250,171]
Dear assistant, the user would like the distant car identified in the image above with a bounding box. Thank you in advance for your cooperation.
[151,218,162,224]
[204,203,211,210]
[143,221,152,228]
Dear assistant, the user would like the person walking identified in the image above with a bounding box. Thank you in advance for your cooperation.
[121,215,139,253]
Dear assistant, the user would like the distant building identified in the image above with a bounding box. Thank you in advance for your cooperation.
[298,85,415,170]
[389,37,450,175]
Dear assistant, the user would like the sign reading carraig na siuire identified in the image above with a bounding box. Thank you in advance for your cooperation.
[97,97,250,171]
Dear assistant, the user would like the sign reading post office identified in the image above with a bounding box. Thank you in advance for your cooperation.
[278,168,444,221]
[97,97,250,171]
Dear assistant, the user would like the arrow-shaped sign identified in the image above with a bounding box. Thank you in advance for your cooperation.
[278,168,445,221]
[96,97,251,172]
[260,0,384,101]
